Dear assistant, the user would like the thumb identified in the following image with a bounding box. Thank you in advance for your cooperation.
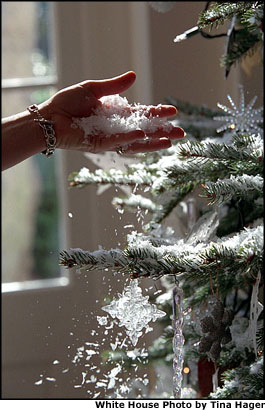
[86,71,136,99]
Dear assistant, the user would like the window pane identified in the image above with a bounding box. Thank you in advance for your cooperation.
[2,88,62,284]
[2,1,56,79]
[2,1,61,284]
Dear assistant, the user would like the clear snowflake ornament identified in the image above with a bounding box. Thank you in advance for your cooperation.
[214,85,263,136]
[102,279,166,346]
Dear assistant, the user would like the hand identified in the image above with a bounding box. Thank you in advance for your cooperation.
[39,71,185,154]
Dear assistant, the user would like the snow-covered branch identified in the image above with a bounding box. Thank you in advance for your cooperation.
[203,174,264,204]
[60,225,263,281]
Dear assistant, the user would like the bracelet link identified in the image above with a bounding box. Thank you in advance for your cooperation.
[27,104,56,157]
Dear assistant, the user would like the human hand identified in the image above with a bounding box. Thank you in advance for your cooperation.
[39,71,185,154]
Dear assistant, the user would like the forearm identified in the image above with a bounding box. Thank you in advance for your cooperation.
[1,110,47,170]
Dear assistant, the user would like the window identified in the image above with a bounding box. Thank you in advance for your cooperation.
[2,2,61,284]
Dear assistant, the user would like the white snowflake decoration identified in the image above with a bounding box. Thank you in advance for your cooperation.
[214,85,263,136]
[102,279,166,346]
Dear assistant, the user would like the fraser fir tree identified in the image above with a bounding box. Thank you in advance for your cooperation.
[60,2,263,398]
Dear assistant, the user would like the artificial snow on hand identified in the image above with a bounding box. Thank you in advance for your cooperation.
[72,94,174,142]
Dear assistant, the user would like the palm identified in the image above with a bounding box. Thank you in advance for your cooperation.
[44,72,185,153]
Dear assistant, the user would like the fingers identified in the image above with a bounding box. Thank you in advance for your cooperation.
[97,129,145,152]
[111,129,146,147]
[130,104,178,118]
[145,126,186,140]
[82,126,185,153]
[98,126,184,152]
[110,126,185,154]
[84,71,136,99]
[120,137,172,154]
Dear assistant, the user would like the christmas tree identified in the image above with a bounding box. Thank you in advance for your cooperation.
[60,2,263,399]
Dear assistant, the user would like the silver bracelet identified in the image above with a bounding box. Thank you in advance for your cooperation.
[27,104,57,157]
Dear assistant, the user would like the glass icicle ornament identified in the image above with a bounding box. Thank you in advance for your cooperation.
[248,271,263,357]
[172,284,185,398]
[102,279,166,346]
[214,84,263,136]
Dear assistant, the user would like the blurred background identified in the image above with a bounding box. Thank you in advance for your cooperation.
[2,1,263,398]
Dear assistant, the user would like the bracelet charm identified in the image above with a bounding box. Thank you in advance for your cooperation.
[27,104,56,157]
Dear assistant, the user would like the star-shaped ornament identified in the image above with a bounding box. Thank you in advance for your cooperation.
[214,85,263,136]
[102,279,166,346]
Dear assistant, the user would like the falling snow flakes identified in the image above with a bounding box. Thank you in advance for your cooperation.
[106,364,122,389]
[127,348,149,361]
[101,279,166,346]
[72,94,174,141]
[97,316,108,326]
[85,349,98,360]
[72,345,98,364]
[45,377,56,382]
[52,360,60,365]
[35,373,56,386]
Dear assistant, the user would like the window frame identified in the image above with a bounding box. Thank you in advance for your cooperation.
[2,2,70,293]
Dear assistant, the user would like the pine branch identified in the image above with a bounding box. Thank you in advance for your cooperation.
[197,2,256,30]
[59,225,263,282]
[156,138,263,192]
[240,4,264,32]
[202,174,264,205]
[68,167,155,189]
[174,2,263,76]
[158,160,226,192]
[112,194,161,213]
[59,247,129,274]
[218,345,256,371]
[209,356,264,399]
[178,139,262,163]
[67,135,263,198]
[232,133,263,151]
[221,29,262,72]
[155,157,261,196]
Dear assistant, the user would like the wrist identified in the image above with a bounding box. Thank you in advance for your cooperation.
[27,103,57,157]
[38,100,64,149]
[2,110,47,170]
